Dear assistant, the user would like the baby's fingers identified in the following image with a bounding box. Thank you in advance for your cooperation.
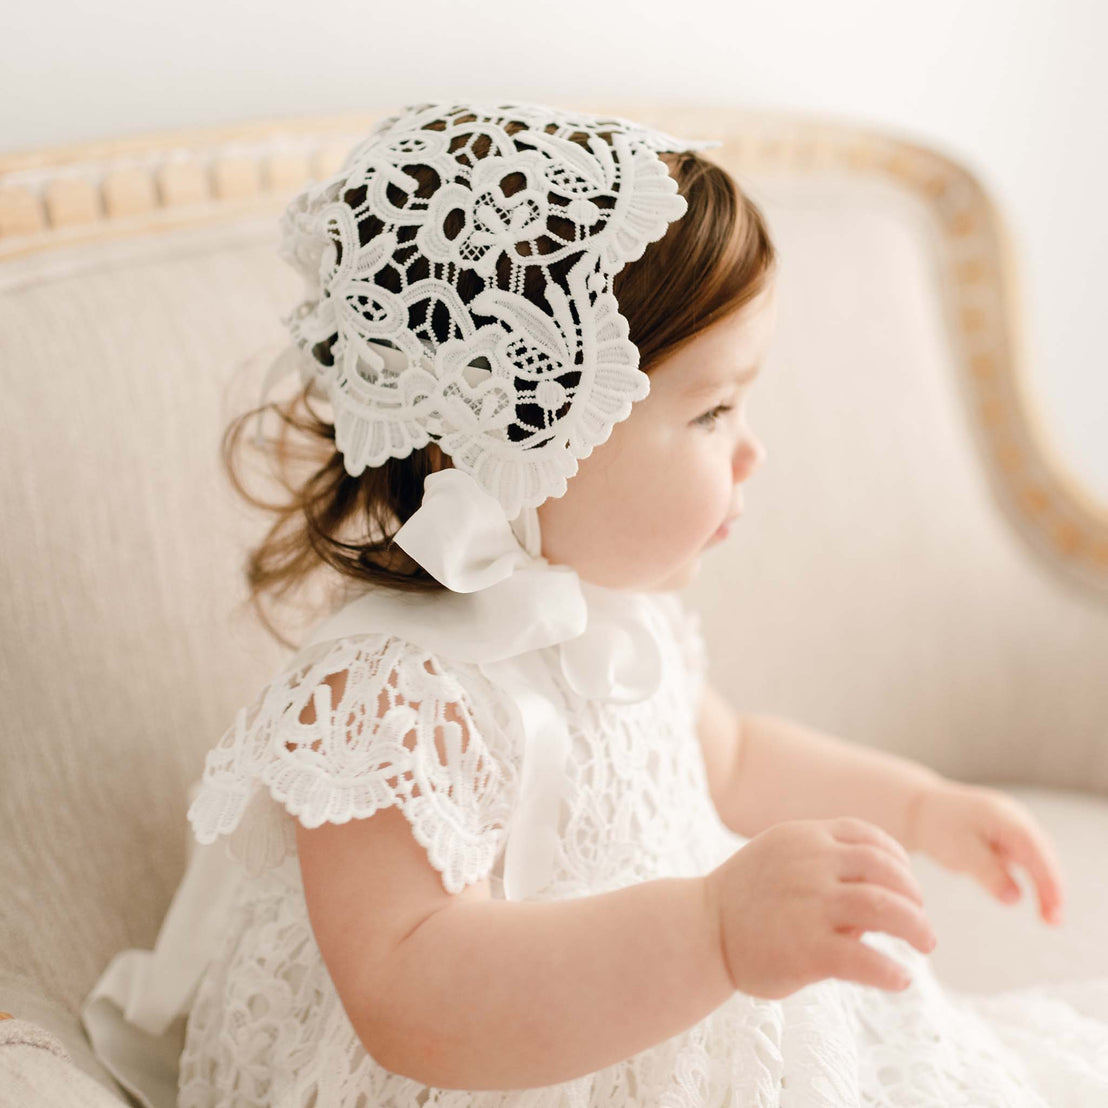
[825,933,913,993]
[990,809,1067,925]
[837,843,926,907]
[832,884,936,956]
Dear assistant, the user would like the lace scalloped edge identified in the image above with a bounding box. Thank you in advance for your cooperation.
[185,633,518,893]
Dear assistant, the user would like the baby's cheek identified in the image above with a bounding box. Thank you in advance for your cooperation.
[660,494,718,556]
[667,460,728,531]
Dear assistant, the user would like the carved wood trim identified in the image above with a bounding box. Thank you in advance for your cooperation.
[3,105,1103,596]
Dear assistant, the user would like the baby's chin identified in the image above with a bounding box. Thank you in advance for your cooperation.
[651,554,701,593]
[564,557,700,593]
[543,543,705,593]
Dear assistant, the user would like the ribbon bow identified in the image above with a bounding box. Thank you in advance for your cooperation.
[294,467,665,900]
[253,344,665,897]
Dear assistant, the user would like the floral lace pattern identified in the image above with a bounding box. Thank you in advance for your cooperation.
[180,592,1108,1107]
[276,101,719,518]
[187,634,520,891]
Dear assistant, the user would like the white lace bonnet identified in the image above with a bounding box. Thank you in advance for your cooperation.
[255,101,722,899]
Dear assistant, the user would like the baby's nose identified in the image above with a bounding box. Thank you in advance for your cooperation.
[740,434,768,471]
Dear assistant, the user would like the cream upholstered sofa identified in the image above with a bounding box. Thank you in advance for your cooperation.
[1,104,1106,1105]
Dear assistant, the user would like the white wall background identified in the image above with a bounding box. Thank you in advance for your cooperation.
[3,0,1104,502]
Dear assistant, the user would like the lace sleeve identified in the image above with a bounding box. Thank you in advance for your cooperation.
[187,634,520,895]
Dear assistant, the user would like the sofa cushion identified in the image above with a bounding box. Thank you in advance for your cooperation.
[0,975,125,1103]
[0,1014,126,1108]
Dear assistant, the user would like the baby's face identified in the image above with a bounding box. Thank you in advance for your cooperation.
[537,278,777,591]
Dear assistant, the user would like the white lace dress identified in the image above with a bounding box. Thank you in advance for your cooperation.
[176,591,1108,1107]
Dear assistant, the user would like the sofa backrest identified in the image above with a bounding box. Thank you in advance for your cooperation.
[1,106,1105,1025]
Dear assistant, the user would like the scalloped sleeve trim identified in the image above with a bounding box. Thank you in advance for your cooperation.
[187,634,519,895]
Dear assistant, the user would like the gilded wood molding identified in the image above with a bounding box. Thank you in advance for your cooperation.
[2,105,1104,597]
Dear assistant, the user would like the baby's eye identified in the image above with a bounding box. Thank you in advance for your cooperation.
[694,403,733,429]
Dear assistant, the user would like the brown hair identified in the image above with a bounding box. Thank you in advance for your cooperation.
[223,146,776,648]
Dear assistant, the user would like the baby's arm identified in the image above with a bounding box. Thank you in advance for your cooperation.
[724,707,944,848]
[297,810,733,1091]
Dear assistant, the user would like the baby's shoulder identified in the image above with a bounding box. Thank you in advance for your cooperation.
[276,630,509,724]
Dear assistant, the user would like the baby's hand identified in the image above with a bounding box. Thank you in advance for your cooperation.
[909,780,1067,927]
[707,817,936,999]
